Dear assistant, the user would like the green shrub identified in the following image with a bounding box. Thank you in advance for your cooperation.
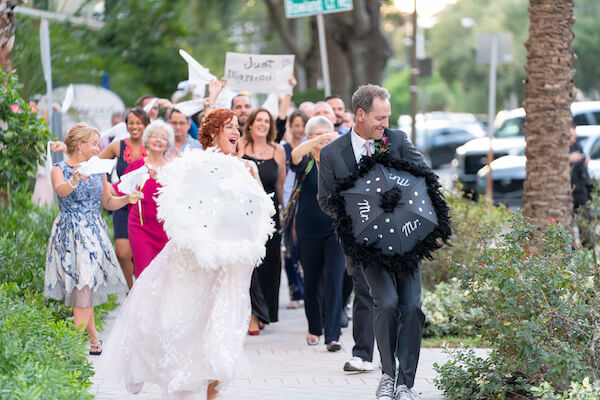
[0,191,57,293]
[421,191,513,289]
[422,279,483,338]
[531,378,600,399]
[0,283,94,399]
[434,347,506,399]
[0,191,119,326]
[0,71,52,200]
[434,214,600,399]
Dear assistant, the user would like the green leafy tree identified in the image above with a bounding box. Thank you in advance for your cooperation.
[13,1,191,105]
[428,0,529,113]
[12,16,104,100]
[428,0,600,113]
[99,0,189,104]
[573,0,600,95]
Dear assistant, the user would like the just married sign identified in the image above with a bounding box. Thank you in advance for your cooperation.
[224,52,295,95]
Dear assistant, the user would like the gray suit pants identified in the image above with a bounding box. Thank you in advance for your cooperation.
[361,264,425,388]
[351,265,374,362]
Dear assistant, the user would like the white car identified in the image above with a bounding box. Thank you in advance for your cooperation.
[476,126,600,207]
[453,101,600,197]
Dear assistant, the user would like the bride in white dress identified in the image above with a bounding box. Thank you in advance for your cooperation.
[100,109,275,400]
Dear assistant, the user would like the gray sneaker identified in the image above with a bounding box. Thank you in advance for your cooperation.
[375,373,395,400]
[394,384,422,400]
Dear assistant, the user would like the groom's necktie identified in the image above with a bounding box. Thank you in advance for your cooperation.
[363,141,372,157]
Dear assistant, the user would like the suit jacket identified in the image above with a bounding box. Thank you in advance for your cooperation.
[317,128,429,273]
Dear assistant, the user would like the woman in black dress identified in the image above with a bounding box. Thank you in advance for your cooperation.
[289,116,344,351]
[100,108,150,289]
[240,107,286,334]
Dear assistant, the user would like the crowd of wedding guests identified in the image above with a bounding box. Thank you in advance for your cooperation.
[44,77,373,380]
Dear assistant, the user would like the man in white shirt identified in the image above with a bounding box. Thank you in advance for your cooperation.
[318,84,428,400]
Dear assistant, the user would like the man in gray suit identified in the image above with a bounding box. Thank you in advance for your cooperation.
[318,84,426,400]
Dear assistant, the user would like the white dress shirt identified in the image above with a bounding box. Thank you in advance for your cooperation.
[350,128,374,164]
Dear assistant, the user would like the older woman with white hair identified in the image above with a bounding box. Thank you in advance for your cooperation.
[117,119,175,278]
[288,116,344,351]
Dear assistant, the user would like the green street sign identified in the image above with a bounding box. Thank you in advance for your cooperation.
[284,0,353,19]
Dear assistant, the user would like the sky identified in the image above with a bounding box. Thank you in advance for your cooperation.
[394,0,458,27]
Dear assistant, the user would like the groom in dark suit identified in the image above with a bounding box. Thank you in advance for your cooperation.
[318,84,426,400]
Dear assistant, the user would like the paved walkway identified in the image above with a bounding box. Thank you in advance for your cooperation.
[90,282,458,400]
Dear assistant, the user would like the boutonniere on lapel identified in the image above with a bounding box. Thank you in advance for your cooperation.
[374,135,390,154]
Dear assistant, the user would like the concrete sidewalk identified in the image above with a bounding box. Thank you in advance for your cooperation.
[90,287,455,400]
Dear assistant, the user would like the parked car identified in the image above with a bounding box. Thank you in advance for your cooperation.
[452,101,600,196]
[475,126,600,207]
[399,113,485,168]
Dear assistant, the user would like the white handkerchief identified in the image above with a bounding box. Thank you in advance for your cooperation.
[46,141,53,179]
[179,49,216,85]
[77,156,116,176]
[174,99,205,117]
[261,94,278,119]
[62,84,74,114]
[100,121,129,142]
[144,97,158,114]
[117,166,149,194]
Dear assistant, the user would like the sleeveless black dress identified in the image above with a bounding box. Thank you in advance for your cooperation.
[243,155,282,323]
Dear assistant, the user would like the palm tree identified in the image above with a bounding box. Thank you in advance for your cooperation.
[0,0,24,72]
[521,0,576,229]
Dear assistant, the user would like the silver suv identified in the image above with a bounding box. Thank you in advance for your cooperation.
[452,101,600,196]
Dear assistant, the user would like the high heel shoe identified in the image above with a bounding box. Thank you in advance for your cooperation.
[247,329,260,336]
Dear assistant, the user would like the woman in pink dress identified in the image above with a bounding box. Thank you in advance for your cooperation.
[117,120,173,278]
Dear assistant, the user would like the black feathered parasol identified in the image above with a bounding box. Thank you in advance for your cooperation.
[326,151,451,277]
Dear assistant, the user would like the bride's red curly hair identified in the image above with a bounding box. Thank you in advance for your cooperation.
[199,108,235,149]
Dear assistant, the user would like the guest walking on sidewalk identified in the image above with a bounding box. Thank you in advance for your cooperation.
[44,123,140,356]
[289,116,344,351]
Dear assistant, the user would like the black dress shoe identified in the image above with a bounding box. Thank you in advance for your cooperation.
[326,341,341,352]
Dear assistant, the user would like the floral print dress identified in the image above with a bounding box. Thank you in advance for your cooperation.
[44,161,128,307]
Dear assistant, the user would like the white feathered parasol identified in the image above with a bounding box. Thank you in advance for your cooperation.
[156,148,275,269]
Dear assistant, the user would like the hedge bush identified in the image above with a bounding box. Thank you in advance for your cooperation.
[0,191,121,397]
[531,378,600,399]
[421,191,512,289]
[0,71,51,200]
[0,283,94,399]
[422,279,482,338]
[434,214,600,399]
[0,191,119,327]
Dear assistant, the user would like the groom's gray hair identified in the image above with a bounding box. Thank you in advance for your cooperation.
[351,84,390,115]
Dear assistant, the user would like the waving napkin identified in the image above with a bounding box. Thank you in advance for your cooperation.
[77,156,117,176]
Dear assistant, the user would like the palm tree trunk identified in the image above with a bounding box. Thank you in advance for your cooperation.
[522,0,576,229]
[0,0,24,72]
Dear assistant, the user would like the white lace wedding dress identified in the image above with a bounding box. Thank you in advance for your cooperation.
[100,149,275,399]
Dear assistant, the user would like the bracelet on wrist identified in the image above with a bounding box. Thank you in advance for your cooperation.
[67,178,77,189]
[207,104,216,108]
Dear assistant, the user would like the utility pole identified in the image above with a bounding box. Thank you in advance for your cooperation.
[410,0,418,145]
